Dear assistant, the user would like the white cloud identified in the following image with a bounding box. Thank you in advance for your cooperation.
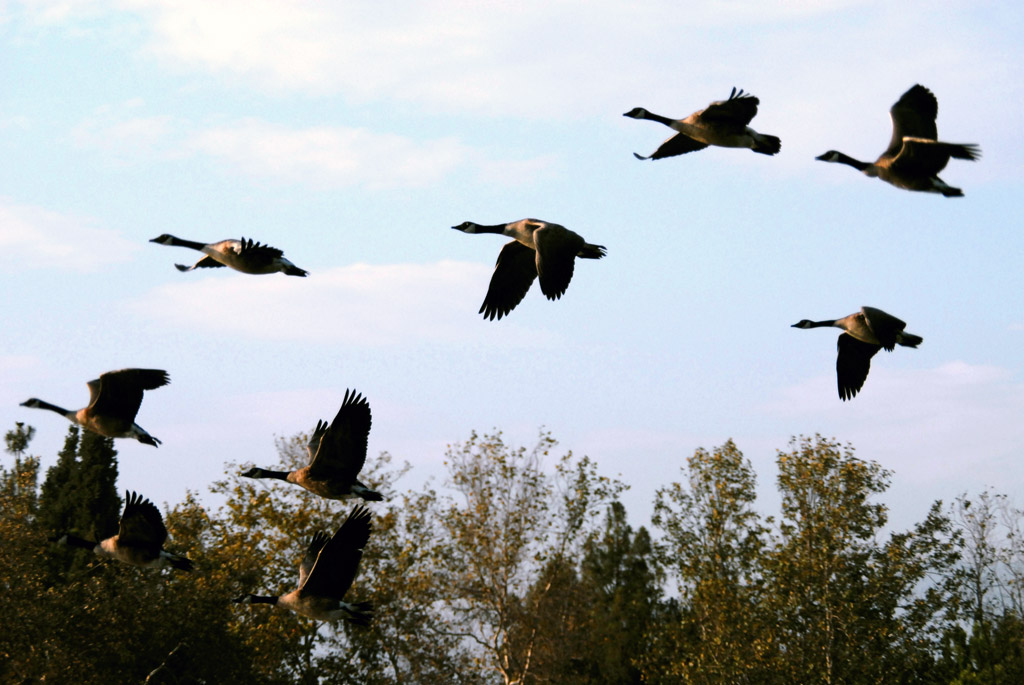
[65,100,553,187]
[127,260,558,346]
[16,2,1018,184]
[0,115,31,130]
[188,119,471,189]
[11,0,894,118]
[188,119,555,188]
[0,197,139,271]
[70,99,179,160]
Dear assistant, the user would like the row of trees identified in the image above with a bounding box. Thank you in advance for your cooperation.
[2,423,1023,683]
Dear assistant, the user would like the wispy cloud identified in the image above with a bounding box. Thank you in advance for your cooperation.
[188,119,470,189]
[127,260,557,346]
[66,101,554,187]
[0,114,31,130]
[11,0,918,118]
[0,196,139,271]
[70,99,180,160]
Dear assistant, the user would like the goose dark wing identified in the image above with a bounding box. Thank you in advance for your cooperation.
[698,88,760,126]
[480,240,538,320]
[237,238,285,267]
[305,419,328,463]
[307,390,372,482]
[299,506,372,600]
[860,307,905,352]
[118,491,168,547]
[636,132,709,160]
[836,334,882,401]
[187,256,226,270]
[299,531,331,588]
[885,84,939,157]
[88,369,169,421]
[890,139,979,177]
[534,225,584,300]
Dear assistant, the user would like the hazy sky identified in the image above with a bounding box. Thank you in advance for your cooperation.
[3,0,1022,531]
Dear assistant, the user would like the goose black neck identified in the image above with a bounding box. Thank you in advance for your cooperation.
[831,152,870,171]
[165,235,207,250]
[22,399,72,418]
[474,223,507,234]
[53,534,97,551]
[642,111,676,127]
[245,467,291,481]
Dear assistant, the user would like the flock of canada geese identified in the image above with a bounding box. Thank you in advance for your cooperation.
[18,84,978,625]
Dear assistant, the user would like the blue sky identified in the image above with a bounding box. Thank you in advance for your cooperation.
[2,0,1022,531]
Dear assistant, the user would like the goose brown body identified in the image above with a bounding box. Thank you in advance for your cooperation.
[233,506,373,623]
[150,234,308,276]
[792,307,923,401]
[21,368,169,446]
[51,491,192,571]
[815,84,980,196]
[241,389,382,501]
[624,88,781,159]
[452,218,606,320]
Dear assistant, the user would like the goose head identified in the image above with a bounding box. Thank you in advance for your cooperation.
[815,151,842,163]
[622,107,650,119]
[452,222,482,234]
[791,320,816,329]
[20,398,43,408]
[149,234,180,245]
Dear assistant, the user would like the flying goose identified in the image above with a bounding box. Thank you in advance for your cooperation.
[815,84,980,196]
[452,218,606,321]
[623,88,781,160]
[50,491,193,571]
[792,307,922,401]
[149,234,308,276]
[233,505,373,624]
[21,368,169,446]
[241,389,382,502]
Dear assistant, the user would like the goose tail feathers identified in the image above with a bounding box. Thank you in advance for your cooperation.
[753,134,781,156]
[353,484,384,502]
[897,333,923,348]
[164,551,194,572]
[342,601,374,626]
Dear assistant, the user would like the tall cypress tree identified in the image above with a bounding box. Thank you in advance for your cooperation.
[70,430,121,541]
[38,426,80,536]
[38,426,121,576]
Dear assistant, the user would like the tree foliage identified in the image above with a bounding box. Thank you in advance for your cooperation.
[5,424,1024,683]
[646,435,962,685]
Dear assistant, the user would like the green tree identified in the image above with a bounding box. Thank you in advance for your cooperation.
[938,491,1024,684]
[37,426,122,577]
[0,422,264,683]
[525,500,663,684]
[0,423,45,680]
[428,430,626,684]
[645,439,773,684]
[766,435,959,684]
[644,436,961,684]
